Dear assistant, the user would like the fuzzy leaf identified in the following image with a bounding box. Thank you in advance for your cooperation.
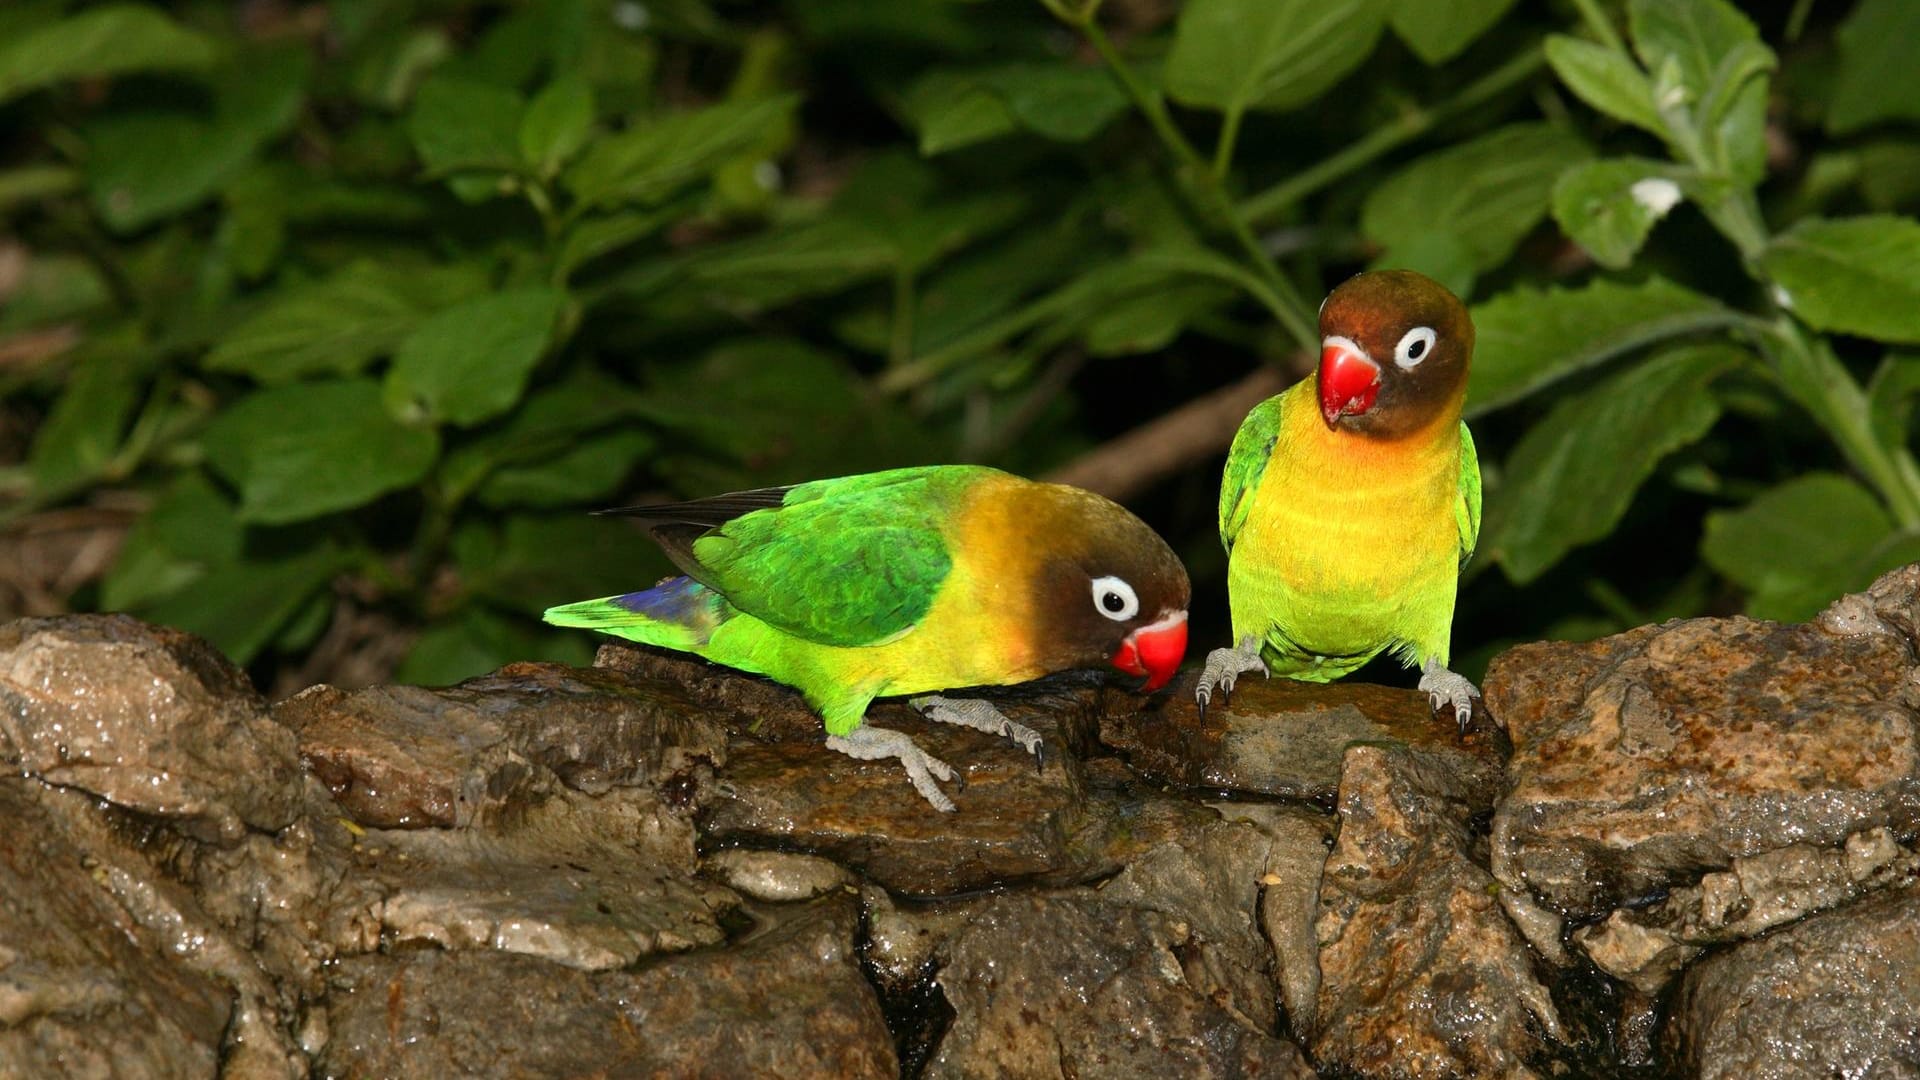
[1829,0,1920,134]
[566,95,798,210]
[1388,0,1521,65]
[1551,158,1685,269]
[1467,275,1735,416]
[1363,123,1590,278]
[1166,0,1388,114]
[1702,473,1912,622]
[1760,216,1920,344]
[1544,35,1663,136]
[204,261,488,382]
[202,379,440,524]
[0,5,216,104]
[384,288,566,427]
[1487,343,1737,583]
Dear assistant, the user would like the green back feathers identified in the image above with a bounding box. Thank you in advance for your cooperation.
[676,466,982,648]
[1456,422,1482,565]
[1219,394,1285,553]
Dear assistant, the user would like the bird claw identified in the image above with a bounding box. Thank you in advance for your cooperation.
[1195,637,1268,717]
[826,726,958,812]
[911,695,1047,772]
[1418,662,1481,735]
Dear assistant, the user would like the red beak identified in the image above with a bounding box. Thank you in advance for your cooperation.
[1319,337,1381,427]
[1110,611,1188,692]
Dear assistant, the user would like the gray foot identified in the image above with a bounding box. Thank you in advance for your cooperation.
[1419,659,1481,733]
[911,695,1046,772]
[826,725,958,812]
[1195,635,1268,717]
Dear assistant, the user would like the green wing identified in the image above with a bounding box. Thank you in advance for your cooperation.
[684,466,977,647]
[1219,395,1285,552]
[1456,421,1482,565]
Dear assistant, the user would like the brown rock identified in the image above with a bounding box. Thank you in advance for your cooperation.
[1670,882,1920,1078]
[695,687,1121,891]
[924,891,1315,1079]
[277,661,730,829]
[1312,744,1560,1078]
[0,614,303,841]
[0,779,234,1077]
[1104,671,1504,807]
[1486,616,1920,961]
[319,895,896,1079]
[1576,827,1920,992]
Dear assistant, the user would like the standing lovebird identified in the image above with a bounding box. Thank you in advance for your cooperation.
[1195,269,1483,728]
[545,465,1190,811]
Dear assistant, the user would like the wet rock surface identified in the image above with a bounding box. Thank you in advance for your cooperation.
[12,570,1920,1077]
[1671,882,1920,1078]
[0,613,303,841]
[1310,744,1560,1078]
[1486,608,1920,966]
[320,895,897,1079]
[1106,670,1505,805]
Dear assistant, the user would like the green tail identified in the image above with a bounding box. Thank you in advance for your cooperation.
[542,575,733,652]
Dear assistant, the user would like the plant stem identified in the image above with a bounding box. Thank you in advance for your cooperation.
[1212,105,1244,180]
[1753,320,1920,529]
[1569,0,1626,54]
[1238,44,1547,226]
[1070,13,1318,350]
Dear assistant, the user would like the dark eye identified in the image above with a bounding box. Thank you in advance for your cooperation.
[1395,326,1435,369]
[1090,576,1139,622]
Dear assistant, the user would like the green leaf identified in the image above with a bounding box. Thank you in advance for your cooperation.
[0,165,79,211]
[1551,158,1686,270]
[519,73,595,177]
[1544,35,1663,137]
[1362,123,1590,278]
[85,44,313,233]
[440,369,647,501]
[408,74,525,180]
[903,71,1017,155]
[1628,0,1758,106]
[1759,216,1920,344]
[1467,275,1736,416]
[634,339,939,491]
[204,261,487,382]
[202,379,440,524]
[1083,280,1235,357]
[384,288,566,427]
[555,206,678,280]
[1487,343,1738,583]
[980,63,1129,143]
[1388,0,1521,65]
[1829,0,1920,134]
[1166,0,1388,114]
[397,607,591,687]
[141,542,347,665]
[1868,352,1920,450]
[1702,473,1911,621]
[0,4,217,105]
[28,349,146,497]
[477,426,654,508]
[566,94,799,210]
[1628,0,1769,182]
[0,253,110,332]
[100,471,244,612]
[459,513,675,613]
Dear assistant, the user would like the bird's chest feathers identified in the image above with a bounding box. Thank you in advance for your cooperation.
[1239,408,1460,597]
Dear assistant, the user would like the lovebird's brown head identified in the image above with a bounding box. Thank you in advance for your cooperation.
[1316,269,1473,439]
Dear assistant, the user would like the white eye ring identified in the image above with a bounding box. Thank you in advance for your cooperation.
[1090,576,1139,622]
[1394,326,1436,369]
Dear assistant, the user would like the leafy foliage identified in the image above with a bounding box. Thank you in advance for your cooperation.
[5,0,1920,687]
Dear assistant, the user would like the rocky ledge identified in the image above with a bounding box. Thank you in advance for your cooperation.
[2,569,1919,1078]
